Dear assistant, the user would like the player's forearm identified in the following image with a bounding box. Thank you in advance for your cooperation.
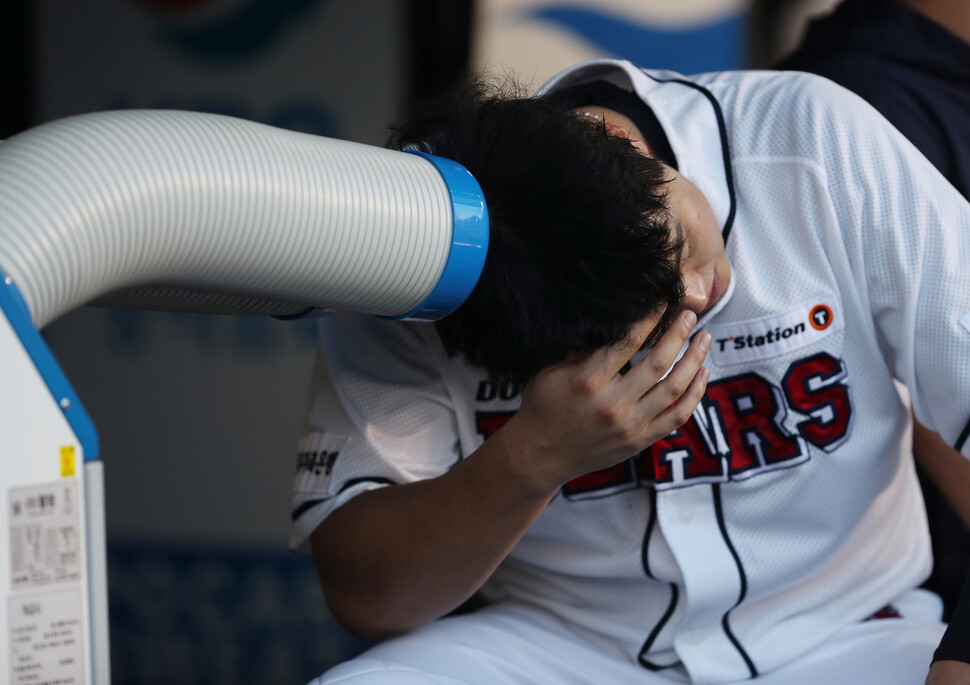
[313,315,710,640]
[912,419,970,529]
[925,661,970,685]
[310,423,559,641]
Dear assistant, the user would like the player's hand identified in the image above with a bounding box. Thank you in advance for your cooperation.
[503,309,711,494]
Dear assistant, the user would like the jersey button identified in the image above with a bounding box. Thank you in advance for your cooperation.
[677,506,694,524]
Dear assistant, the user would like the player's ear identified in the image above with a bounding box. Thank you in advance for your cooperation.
[603,119,631,139]
[602,119,655,158]
[572,107,656,158]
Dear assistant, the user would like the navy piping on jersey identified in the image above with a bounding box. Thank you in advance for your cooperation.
[956,418,970,452]
[638,487,681,670]
[712,483,758,678]
[633,71,754,675]
[291,498,324,521]
[290,477,397,521]
[338,476,398,492]
[640,71,737,244]
[655,77,755,674]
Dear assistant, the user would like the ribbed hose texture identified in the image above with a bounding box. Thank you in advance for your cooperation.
[90,287,311,317]
[0,110,453,328]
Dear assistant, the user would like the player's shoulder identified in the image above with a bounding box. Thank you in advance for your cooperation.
[702,69,891,157]
[702,68,868,114]
[319,311,447,374]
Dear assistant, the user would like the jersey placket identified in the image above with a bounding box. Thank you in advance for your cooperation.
[655,483,755,683]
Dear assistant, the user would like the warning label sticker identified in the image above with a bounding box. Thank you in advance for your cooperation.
[9,589,85,684]
[9,481,81,589]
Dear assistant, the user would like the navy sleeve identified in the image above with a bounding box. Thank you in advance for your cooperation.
[935,567,970,664]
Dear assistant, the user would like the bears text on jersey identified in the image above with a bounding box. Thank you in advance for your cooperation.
[476,352,853,499]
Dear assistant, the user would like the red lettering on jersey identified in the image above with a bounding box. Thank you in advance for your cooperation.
[475,411,514,441]
[643,404,724,485]
[783,353,853,451]
[562,461,638,499]
[705,373,803,471]
[476,357,847,499]
[475,409,639,499]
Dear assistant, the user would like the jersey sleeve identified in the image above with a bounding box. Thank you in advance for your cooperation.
[289,312,461,553]
[799,76,970,455]
[782,59,950,177]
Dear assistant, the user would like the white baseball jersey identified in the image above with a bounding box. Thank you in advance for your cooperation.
[292,60,970,684]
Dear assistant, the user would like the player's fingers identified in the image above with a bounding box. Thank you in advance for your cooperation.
[610,309,666,373]
[635,330,709,418]
[623,310,698,394]
[636,330,711,414]
[578,307,667,383]
[647,362,711,440]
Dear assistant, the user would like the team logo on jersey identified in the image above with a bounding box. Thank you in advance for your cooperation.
[707,296,842,366]
[293,431,350,495]
[475,351,855,498]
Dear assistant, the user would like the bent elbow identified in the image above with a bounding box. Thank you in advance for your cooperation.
[323,587,419,642]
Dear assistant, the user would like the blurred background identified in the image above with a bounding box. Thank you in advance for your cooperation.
[0,1,840,683]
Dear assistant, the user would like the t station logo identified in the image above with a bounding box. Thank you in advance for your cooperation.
[708,297,842,367]
[809,303,833,330]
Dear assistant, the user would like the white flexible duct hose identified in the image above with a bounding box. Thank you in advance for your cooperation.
[0,110,487,329]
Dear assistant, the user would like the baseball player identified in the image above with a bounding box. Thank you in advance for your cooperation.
[292,60,970,684]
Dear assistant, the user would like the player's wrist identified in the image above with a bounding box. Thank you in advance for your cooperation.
[484,415,568,499]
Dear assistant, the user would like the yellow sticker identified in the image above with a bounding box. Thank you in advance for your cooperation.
[60,446,76,477]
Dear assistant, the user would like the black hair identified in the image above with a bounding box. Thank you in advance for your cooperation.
[388,76,684,383]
